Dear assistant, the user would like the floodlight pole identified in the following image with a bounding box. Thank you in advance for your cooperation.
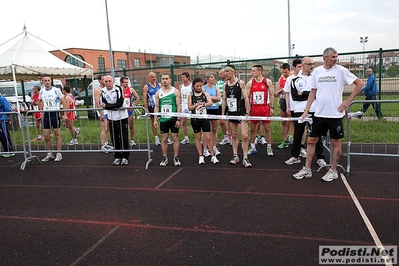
[288,0,292,59]
[105,0,115,77]
[360,36,368,78]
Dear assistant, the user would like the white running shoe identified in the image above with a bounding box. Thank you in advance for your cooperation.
[260,137,267,145]
[160,157,168,167]
[121,158,129,165]
[321,169,338,182]
[229,155,240,165]
[173,156,181,166]
[300,148,307,158]
[155,136,161,146]
[213,147,221,156]
[41,153,54,162]
[211,155,219,164]
[181,138,190,144]
[242,157,252,168]
[293,166,312,180]
[248,147,257,155]
[317,159,327,167]
[198,155,205,165]
[54,153,63,162]
[219,136,230,145]
[203,148,211,157]
[112,158,121,166]
[266,147,274,157]
[68,139,78,145]
[130,140,136,147]
[167,138,173,145]
[285,157,301,165]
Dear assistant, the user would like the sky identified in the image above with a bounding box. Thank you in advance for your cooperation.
[1,0,398,62]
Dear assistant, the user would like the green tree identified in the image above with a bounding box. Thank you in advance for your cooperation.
[387,64,398,77]
[269,67,281,83]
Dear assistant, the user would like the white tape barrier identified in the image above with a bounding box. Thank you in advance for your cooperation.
[144,112,313,124]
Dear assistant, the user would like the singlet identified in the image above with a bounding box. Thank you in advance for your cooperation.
[39,86,62,111]
[123,87,133,109]
[250,77,269,106]
[216,80,224,106]
[66,94,76,120]
[147,83,160,108]
[180,83,192,106]
[158,87,177,122]
[225,81,245,116]
[204,84,218,110]
[191,92,207,119]
[279,76,288,99]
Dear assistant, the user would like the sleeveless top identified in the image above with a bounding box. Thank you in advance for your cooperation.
[39,86,62,111]
[147,83,160,108]
[279,76,287,99]
[180,83,192,106]
[158,87,177,122]
[250,77,269,106]
[204,84,218,110]
[191,91,207,119]
[225,81,245,116]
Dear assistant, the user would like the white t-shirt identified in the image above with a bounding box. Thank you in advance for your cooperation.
[308,65,357,118]
[284,70,316,113]
[39,86,63,111]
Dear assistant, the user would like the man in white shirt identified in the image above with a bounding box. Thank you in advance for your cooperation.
[102,75,130,166]
[293,48,364,182]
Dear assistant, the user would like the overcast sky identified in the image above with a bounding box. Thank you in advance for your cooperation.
[1,0,398,62]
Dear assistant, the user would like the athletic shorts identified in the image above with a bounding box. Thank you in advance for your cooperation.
[279,98,287,112]
[250,105,271,124]
[310,117,344,139]
[206,108,220,120]
[160,118,179,134]
[191,119,211,133]
[43,112,61,129]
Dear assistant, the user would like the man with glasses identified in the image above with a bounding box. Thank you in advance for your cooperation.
[293,48,364,182]
[284,57,326,167]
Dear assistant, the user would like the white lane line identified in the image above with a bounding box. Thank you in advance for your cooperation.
[340,173,393,266]
[70,225,120,266]
[155,168,183,189]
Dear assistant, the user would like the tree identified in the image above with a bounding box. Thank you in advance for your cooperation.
[269,67,281,83]
[387,64,398,77]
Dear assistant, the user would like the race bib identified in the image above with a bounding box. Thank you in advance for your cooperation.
[196,106,207,115]
[43,98,58,110]
[227,98,237,112]
[161,104,172,118]
[253,91,265,105]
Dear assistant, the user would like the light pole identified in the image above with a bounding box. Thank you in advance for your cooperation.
[105,0,115,77]
[360,36,368,77]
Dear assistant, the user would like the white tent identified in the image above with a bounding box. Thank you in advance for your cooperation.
[0,29,92,79]
[0,28,93,113]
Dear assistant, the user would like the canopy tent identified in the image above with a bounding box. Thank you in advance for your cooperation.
[0,27,93,112]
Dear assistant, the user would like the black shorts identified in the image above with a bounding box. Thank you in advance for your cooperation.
[43,112,61,129]
[191,119,211,133]
[310,117,344,139]
[207,108,220,120]
[147,106,155,118]
[160,119,179,134]
[279,98,287,112]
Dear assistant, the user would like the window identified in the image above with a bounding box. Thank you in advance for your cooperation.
[98,57,105,73]
[134,58,140,67]
[65,54,85,68]
[117,59,127,70]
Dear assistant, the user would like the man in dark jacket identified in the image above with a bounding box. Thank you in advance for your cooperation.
[360,68,383,119]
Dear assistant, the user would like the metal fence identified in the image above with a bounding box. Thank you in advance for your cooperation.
[14,106,153,170]
[346,100,399,174]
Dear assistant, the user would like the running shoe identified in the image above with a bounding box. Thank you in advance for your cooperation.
[219,135,231,145]
[300,148,307,158]
[173,156,181,166]
[287,135,293,145]
[68,139,78,145]
[160,157,168,167]
[317,159,327,167]
[54,153,63,162]
[213,147,221,156]
[248,147,257,155]
[167,138,173,145]
[130,139,136,147]
[285,157,301,165]
[121,158,129,165]
[242,157,252,168]
[198,155,205,165]
[203,148,211,157]
[211,155,219,164]
[293,166,312,180]
[321,169,339,182]
[260,137,267,145]
[181,138,190,145]
[266,147,274,157]
[1,153,15,158]
[41,153,55,162]
[112,158,121,166]
[277,140,289,149]
[229,155,240,165]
